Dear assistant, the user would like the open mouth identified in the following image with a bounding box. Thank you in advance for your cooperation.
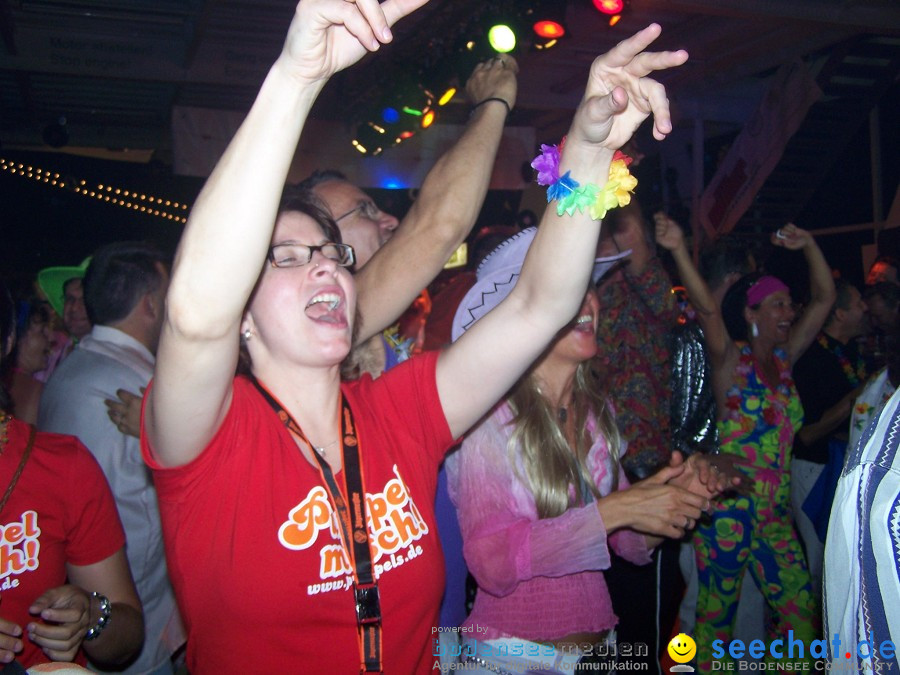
[305,292,345,325]
[574,313,595,333]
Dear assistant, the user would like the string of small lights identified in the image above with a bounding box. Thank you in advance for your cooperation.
[0,157,189,224]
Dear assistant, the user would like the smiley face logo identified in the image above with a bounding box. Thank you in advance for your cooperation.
[667,633,697,664]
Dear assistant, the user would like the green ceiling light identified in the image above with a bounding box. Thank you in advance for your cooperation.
[488,24,516,53]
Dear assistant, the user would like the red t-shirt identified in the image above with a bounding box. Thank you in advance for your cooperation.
[143,351,454,673]
[0,417,125,668]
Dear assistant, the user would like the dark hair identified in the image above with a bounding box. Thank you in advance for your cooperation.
[277,188,343,245]
[237,189,345,376]
[865,281,900,309]
[83,241,170,326]
[471,225,521,269]
[15,299,51,337]
[721,272,765,341]
[700,237,754,291]
[295,169,350,194]
[825,279,858,326]
[604,200,654,249]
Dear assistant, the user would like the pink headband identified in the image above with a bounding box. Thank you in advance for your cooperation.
[746,276,789,307]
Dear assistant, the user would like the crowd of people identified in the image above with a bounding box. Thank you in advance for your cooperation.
[1,0,897,673]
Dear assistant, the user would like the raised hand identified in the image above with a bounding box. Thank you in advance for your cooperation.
[569,24,688,153]
[771,222,813,251]
[466,54,519,111]
[280,0,430,85]
[654,211,686,252]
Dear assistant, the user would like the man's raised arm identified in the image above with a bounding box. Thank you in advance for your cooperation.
[354,55,518,342]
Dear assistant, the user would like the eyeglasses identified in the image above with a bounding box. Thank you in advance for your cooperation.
[335,200,383,223]
[268,242,356,269]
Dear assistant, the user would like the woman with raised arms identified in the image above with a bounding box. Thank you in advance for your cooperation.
[141,0,690,671]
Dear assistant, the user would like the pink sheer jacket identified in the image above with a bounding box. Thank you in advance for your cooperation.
[445,402,652,641]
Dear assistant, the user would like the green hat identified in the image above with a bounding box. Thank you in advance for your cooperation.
[37,257,91,317]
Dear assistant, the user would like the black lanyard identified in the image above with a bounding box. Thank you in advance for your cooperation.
[251,378,383,673]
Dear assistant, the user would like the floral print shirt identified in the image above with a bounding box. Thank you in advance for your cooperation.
[595,257,679,480]
[848,367,895,452]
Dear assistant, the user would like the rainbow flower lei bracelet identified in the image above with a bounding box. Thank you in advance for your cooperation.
[530,138,637,220]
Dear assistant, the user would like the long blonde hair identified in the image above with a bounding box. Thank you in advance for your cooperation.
[507,360,621,519]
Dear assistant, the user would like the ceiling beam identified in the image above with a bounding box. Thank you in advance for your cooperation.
[637,0,900,33]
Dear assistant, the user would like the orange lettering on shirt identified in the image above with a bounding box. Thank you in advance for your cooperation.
[389,508,424,543]
[385,479,406,507]
[3,525,23,546]
[279,486,334,550]
[0,544,27,579]
[319,544,352,579]
[366,493,388,522]
[375,527,399,555]
[22,511,39,538]
[24,540,38,569]
[0,512,41,581]
[366,465,428,561]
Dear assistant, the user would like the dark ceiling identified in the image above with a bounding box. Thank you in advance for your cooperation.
[1,0,897,154]
[0,0,898,254]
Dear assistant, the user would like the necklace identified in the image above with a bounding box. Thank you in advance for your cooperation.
[312,439,339,456]
[0,412,9,456]
[0,411,36,517]
[817,333,866,386]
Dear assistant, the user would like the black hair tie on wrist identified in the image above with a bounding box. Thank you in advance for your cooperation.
[471,97,512,116]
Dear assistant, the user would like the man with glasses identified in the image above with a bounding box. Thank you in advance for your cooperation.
[306,181,398,271]
[299,56,517,645]
[300,54,518,377]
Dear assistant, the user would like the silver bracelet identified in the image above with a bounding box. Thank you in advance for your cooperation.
[84,591,111,641]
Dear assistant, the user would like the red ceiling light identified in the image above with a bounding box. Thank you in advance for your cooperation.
[533,20,565,39]
[593,0,624,15]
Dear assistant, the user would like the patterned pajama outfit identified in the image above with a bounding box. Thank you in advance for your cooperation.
[694,344,819,672]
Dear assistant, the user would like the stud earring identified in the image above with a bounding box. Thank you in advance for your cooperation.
[242,329,253,341]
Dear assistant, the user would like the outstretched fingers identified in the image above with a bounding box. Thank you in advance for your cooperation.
[628,48,689,79]
[597,24,687,76]
[600,23,664,69]
[577,23,687,150]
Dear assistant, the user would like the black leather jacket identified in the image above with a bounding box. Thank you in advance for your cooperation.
[668,320,719,456]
